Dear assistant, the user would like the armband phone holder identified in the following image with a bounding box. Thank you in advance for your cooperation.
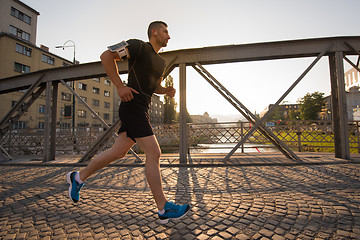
[108,41,129,60]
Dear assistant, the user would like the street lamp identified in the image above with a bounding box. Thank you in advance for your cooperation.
[55,40,76,130]
[55,40,76,64]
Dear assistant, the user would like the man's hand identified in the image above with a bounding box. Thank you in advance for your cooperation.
[117,86,139,102]
[165,86,176,98]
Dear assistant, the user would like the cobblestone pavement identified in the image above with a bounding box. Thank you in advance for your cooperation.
[0,159,360,239]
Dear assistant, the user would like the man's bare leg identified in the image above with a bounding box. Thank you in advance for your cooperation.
[79,132,135,181]
[67,132,134,203]
[136,135,167,210]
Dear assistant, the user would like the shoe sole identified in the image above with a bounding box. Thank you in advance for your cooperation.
[159,205,190,224]
[66,172,76,203]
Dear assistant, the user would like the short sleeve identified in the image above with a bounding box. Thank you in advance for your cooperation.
[126,39,143,60]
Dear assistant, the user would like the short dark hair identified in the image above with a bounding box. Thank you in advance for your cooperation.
[147,21,168,39]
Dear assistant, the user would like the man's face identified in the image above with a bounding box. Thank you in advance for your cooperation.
[155,25,171,47]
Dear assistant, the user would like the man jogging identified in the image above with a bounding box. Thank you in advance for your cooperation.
[66,21,190,224]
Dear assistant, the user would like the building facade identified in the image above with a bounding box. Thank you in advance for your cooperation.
[149,95,164,125]
[1,0,165,130]
[191,112,217,124]
[0,0,114,129]
[259,104,300,119]
[323,86,360,121]
[345,67,360,91]
[0,0,39,45]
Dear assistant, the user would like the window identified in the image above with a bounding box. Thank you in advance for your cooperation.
[104,90,110,97]
[38,122,44,129]
[93,78,100,82]
[42,54,55,65]
[14,62,30,73]
[11,7,31,25]
[93,87,100,94]
[64,106,72,117]
[9,25,17,36]
[61,92,71,101]
[9,25,30,41]
[104,79,111,86]
[92,99,100,106]
[78,82,87,90]
[13,121,27,129]
[63,62,71,67]
[61,123,71,128]
[104,102,110,108]
[104,113,110,120]
[78,110,87,118]
[39,105,45,113]
[15,43,31,56]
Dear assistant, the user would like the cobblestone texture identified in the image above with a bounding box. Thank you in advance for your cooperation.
[0,161,360,239]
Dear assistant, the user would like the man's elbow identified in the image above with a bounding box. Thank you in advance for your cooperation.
[100,50,110,62]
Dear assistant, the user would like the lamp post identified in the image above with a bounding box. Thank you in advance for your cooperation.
[55,40,76,130]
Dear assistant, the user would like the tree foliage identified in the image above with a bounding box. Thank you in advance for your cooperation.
[265,105,286,122]
[299,92,325,120]
[164,75,177,124]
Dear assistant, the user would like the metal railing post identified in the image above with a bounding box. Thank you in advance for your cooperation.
[179,63,188,164]
[357,121,360,153]
[50,82,58,160]
[43,81,52,162]
[329,52,350,159]
[241,122,244,153]
[297,122,302,152]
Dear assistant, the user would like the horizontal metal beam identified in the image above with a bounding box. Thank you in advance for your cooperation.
[1,36,360,94]
[163,36,360,65]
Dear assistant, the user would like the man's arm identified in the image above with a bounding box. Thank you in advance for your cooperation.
[154,78,176,97]
[100,50,138,102]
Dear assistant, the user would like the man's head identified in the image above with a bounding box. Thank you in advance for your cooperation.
[148,21,170,47]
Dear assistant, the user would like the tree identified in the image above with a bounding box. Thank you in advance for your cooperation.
[164,75,177,124]
[299,92,325,120]
[175,111,193,123]
[288,109,301,120]
[265,105,285,122]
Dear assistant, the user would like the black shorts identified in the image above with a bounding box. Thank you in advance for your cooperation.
[118,102,154,142]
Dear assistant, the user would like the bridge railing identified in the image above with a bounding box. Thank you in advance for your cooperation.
[1,120,359,156]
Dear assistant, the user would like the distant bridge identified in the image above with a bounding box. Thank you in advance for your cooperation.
[1,36,359,163]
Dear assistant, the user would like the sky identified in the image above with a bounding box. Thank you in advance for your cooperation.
[21,0,360,121]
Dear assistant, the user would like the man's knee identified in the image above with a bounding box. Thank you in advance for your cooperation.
[147,148,161,160]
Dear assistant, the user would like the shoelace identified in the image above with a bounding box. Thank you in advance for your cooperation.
[77,183,83,191]
[166,202,180,212]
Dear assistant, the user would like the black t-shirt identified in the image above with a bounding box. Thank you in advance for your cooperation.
[124,39,165,109]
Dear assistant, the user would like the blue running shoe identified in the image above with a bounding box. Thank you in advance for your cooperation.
[158,201,190,224]
[66,171,84,203]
